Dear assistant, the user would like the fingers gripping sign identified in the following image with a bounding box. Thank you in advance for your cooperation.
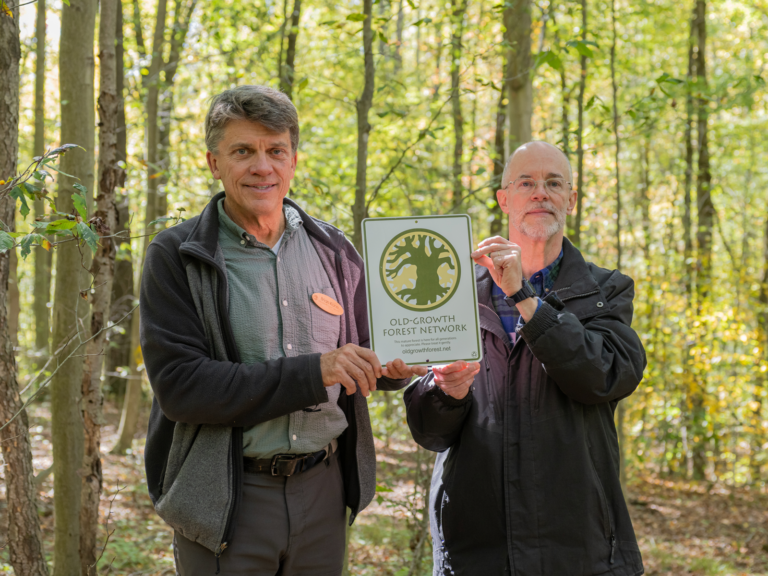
[471,236,523,297]
[433,361,481,400]
[382,358,430,380]
[320,344,383,397]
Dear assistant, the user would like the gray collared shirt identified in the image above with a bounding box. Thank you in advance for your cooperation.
[217,199,347,458]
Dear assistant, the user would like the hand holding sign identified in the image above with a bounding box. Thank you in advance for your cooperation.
[433,361,481,400]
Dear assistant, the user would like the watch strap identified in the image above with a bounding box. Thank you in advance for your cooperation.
[504,278,536,306]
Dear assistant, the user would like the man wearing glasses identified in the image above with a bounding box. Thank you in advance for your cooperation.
[404,141,647,575]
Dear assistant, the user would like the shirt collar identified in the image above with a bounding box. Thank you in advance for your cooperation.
[217,198,302,247]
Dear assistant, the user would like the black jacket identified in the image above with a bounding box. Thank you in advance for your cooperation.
[142,193,407,553]
[404,239,646,576]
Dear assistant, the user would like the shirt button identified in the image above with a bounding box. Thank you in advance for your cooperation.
[277,256,280,262]
[282,299,288,306]
[240,240,245,245]
[292,434,297,441]
[287,343,293,350]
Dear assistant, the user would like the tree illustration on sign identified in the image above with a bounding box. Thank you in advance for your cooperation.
[385,232,456,306]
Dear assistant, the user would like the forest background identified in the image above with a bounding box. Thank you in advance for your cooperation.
[0,0,767,574]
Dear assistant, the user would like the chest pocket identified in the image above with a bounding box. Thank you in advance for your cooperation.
[308,286,342,346]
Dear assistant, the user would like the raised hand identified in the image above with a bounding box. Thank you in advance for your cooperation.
[471,236,523,297]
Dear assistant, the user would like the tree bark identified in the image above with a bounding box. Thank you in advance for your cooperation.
[571,0,587,246]
[609,0,627,498]
[503,0,532,157]
[754,214,768,482]
[490,81,506,236]
[111,309,141,453]
[394,0,404,75]
[691,0,712,481]
[682,13,695,298]
[0,4,50,574]
[52,1,96,573]
[106,0,132,402]
[80,0,122,571]
[33,0,52,359]
[351,0,375,253]
[142,0,169,248]
[280,0,302,99]
[450,0,467,211]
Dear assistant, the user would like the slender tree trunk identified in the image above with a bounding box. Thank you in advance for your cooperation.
[132,0,146,55]
[683,14,695,297]
[113,0,167,452]
[51,2,96,573]
[143,0,168,244]
[450,0,467,211]
[754,215,768,482]
[394,0,404,75]
[8,249,18,346]
[490,82,506,236]
[279,0,302,99]
[571,0,587,246]
[560,70,570,158]
[33,0,52,359]
[0,5,49,574]
[107,0,132,402]
[503,0,532,157]
[80,0,122,572]
[691,0,712,481]
[609,0,627,498]
[351,0,375,253]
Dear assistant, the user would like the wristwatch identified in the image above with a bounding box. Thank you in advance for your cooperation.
[504,278,536,307]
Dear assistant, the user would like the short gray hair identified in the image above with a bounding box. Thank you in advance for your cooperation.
[205,85,300,154]
[501,141,573,188]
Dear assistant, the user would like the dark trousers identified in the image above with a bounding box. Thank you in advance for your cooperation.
[174,449,346,576]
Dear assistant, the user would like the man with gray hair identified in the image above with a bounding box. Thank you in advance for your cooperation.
[404,141,647,575]
[139,85,462,574]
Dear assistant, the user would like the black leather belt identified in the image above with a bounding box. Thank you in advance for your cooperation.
[243,446,331,477]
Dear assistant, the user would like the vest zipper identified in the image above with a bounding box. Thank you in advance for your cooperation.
[214,542,227,574]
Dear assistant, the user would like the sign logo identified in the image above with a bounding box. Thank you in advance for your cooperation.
[380,229,461,311]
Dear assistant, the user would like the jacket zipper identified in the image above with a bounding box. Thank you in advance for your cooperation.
[179,245,243,564]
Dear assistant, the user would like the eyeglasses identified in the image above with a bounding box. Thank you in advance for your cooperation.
[508,177,572,194]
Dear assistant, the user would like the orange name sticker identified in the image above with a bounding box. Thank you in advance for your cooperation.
[312,293,344,316]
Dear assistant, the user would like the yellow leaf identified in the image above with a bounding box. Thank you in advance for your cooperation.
[133,345,144,367]
[41,238,51,251]
[1,1,12,18]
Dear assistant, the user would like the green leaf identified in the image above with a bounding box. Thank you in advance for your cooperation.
[73,192,87,219]
[19,234,43,259]
[406,0,416,8]
[297,77,309,92]
[378,29,387,44]
[77,222,99,254]
[475,167,487,176]
[346,13,367,21]
[45,219,77,232]
[0,231,13,252]
[566,40,594,58]
[535,50,563,72]
[62,0,70,5]
[11,184,30,218]
[41,161,77,178]
[411,17,432,27]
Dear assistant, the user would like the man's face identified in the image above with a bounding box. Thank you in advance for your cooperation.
[497,144,577,241]
[206,119,297,222]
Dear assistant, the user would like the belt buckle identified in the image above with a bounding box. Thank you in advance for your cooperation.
[271,454,298,477]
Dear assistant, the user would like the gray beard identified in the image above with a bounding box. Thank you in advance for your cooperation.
[511,204,567,240]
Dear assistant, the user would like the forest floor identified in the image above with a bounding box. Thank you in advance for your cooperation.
[1,401,767,575]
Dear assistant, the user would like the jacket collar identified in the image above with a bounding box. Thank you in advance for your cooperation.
[179,191,345,261]
[474,236,604,337]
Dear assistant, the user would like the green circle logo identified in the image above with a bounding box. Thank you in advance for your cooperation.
[380,229,461,311]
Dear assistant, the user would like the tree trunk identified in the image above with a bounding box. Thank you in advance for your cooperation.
[754,214,768,482]
[0,4,50,574]
[691,0,712,481]
[394,0,404,75]
[111,308,141,453]
[33,0,52,358]
[106,0,132,402]
[609,0,627,498]
[80,0,122,571]
[503,0,532,157]
[450,0,467,211]
[490,81,506,236]
[51,1,96,573]
[571,0,587,246]
[8,249,19,346]
[280,0,302,99]
[682,13,695,298]
[143,0,169,247]
[351,0,375,253]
